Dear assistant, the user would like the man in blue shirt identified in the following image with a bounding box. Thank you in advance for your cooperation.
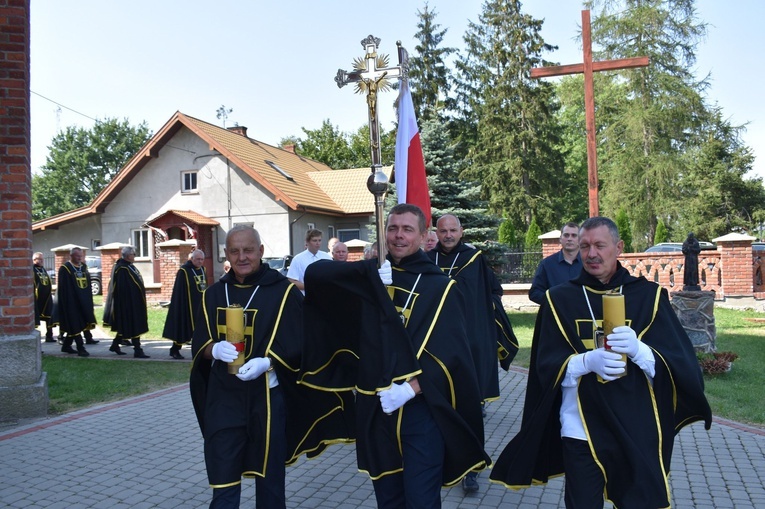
[528,222,581,304]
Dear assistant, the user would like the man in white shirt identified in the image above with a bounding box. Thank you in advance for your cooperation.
[287,229,332,293]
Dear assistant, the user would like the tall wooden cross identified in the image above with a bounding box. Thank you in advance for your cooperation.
[531,10,649,217]
[335,35,406,264]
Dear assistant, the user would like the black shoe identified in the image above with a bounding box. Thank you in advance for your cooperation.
[462,472,479,494]
[109,346,126,356]
[61,345,77,354]
[77,348,90,357]
[85,339,100,345]
[134,349,150,359]
[170,351,185,360]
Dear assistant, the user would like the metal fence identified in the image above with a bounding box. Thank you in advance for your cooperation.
[489,243,542,284]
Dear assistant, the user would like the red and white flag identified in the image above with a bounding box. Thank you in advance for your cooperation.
[395,81,431,227]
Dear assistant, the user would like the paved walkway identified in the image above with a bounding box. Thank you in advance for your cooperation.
[1,334,764,508]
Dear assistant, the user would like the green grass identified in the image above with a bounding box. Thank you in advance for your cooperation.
[698,308,765,426]
[93,294,170,340]
[506,307,765,427]
[43,356,190,415]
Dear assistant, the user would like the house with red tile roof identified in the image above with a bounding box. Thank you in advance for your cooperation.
[33,111,387,285]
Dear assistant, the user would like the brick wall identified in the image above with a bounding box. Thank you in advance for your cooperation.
[99,248,121,297]
[717,240,754,298]
[541,237,560,258]
[0,0,32,334]
[158,244,183,302]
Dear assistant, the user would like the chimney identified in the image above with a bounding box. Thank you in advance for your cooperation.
[282,143,296,154]
[227,125,248,137]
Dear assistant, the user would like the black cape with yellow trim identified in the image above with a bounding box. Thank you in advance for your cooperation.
[34,265,55,325]
[428,241,516,400]
[490,270,519,371]
[102,259,149,338]
[190,266,354,486]
[490,263,712,508]
[301,253,491,486]
[162,260,206,344]
[54,262,96,335]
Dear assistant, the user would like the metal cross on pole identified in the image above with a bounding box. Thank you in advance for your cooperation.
[335,35,406,264]
[530,10,649,217]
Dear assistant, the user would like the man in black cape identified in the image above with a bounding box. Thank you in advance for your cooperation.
[163,248,207,359]
[301,204,491,508]
[190,225,353,509]
[33,251,56,342]
[55,247,96,357]
[103,246,150,358]
[429,214,519,399]
[490,217,712,508]
[427,214,518,492]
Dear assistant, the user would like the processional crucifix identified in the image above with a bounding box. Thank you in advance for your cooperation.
[531,10,649,217]
[335,35,408,264]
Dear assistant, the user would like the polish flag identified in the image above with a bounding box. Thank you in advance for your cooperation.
[395,81,431,227]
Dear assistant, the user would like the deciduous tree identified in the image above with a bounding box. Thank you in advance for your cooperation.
[32,118,151,220]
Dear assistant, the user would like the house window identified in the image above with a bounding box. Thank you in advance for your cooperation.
[132,229,151,259]
[338,229,360,242]
[182,170,198,193]
[327,226,335,239]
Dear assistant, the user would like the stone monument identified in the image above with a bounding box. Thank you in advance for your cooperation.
[671,232,716,352]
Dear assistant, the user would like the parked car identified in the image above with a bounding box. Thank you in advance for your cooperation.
[84,255,103,295]
[645,241,715,253]
[262,255,293,276]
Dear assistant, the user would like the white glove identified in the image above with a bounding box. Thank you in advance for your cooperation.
[378,260,392,285]
[236,357,271,381]
[583,348,626,381]
[378,381,416,413]
[607,326,639,358]
[211,341,238,363]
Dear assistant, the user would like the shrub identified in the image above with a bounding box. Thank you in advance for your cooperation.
[697,350,739,375]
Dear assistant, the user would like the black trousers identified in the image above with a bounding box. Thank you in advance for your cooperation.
[562,437,605,509]
[372,396,445,509]
[208,386,287,509]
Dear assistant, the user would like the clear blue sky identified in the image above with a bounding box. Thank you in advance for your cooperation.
[30,0,764,179]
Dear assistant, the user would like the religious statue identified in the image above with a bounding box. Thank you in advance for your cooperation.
[682,232,701,291]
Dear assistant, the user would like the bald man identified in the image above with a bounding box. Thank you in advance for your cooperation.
[163,249,207,359]
[331,241,349,262]
[428,214,519,493]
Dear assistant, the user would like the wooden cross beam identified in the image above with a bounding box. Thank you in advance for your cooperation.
[531,10,649,217]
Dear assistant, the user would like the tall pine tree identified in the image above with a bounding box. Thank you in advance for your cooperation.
[452,0,565,230]
[409,3,456,123]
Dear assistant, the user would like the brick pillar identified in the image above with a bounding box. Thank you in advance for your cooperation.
[99,247,122,298]
[715,234,755,299]
[0,0,47,420]
[157,240,196,302]
[539,230,561,258]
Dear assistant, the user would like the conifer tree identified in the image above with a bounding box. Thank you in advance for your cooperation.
[452,0,565,231]
[409,3,456,123]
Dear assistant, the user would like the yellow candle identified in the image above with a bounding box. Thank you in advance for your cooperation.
[602,293,627,377]
[226,304,245,374]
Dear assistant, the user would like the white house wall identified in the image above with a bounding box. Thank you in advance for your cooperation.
[33,215,102,260]
[100,127,292,256]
